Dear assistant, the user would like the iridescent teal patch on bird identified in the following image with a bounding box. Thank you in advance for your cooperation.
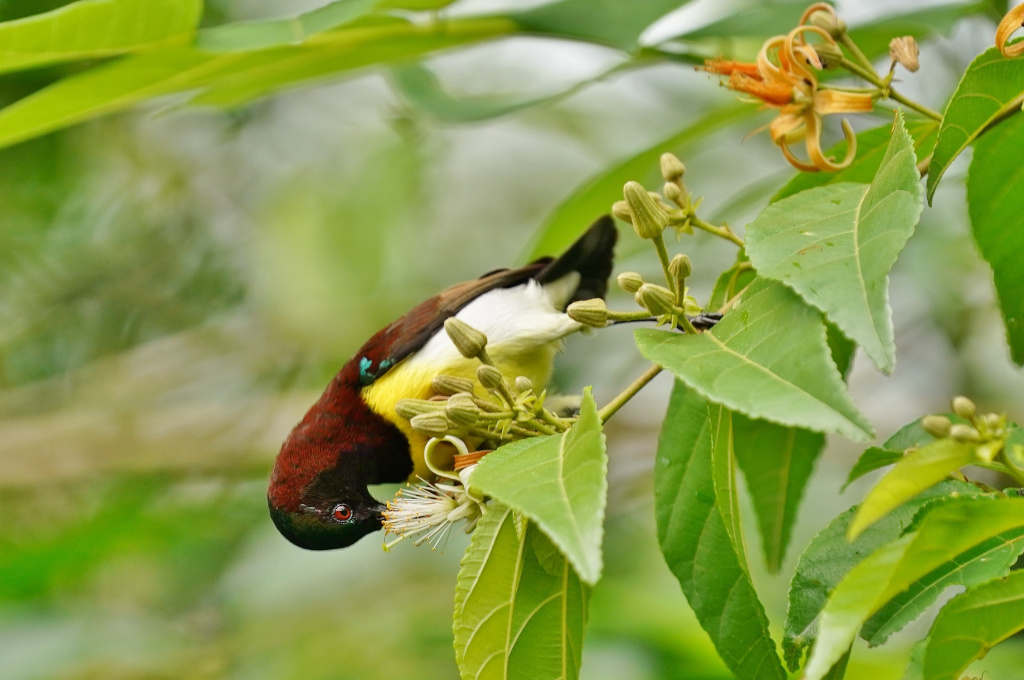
[358,356,394,386]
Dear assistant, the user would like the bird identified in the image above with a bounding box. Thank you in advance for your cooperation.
[267,216,618,550]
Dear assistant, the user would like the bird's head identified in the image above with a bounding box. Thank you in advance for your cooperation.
[268,479,386,550]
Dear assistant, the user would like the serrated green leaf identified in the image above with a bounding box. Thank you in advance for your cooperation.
[453,502,589,680]
[921,570,1024,680]
[747,110,923,374]
[0,17,513,149]
[967,109,1024,365]
[926,46,1024,202]
[470,389,607,586]
[774,118,939,202]
[734,413,825,572]
[783,480,980,671]
[862,526,1024,646]
[522,103,754,260]
[707,249,753,311]
[195,0,379,52]
[655,383,787,680]
[636,278,873,441]
[513,0,693,51]
[843,418,944,490]
[848,439,978,540]
[0,0,201,75]
[803,496,1024,680]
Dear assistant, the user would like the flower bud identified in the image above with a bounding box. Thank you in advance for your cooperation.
[477,364,505,391]
[663,182,683,205]
[410,413,449,438]
[636,283,676,316]
[514,376,533,394]
[446,393,480,426]
[617,271,644,293]
[660,153,686,182]
[983,412,1004,432]
[949,423,981,443]
[567,298,609,328]
[444,318,487,359]
[396,398,444,420]
[813,42,844,69]
[922,414,952,438]
[623,181,669,240]
[432,374,475,396]
[611,200,633,224]
[952,396,976,420]
[806,6,846,38]
[889,36,919,72]
[669,253,692,282]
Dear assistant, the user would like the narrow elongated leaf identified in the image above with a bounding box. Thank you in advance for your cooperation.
[733,413,825,572]
[0,0,202,75]
[847,439,978,540]
[862,526,1024,646]
[514,0,692,51]
[747,110,923,374]
[636,278,873,441]
[453,503,589,680]
[196,0,379,51]
[783,480,980,671]
[843,447,904,490]
[967,110,1024,364]
[523,104,754,260]
[843,417,949,490]
[655,383,787,680]
[927,46,1024,202]
[0,18,513,149]
[774,118,939,202]
[470,390,607,586]
[803,497,1024,680]
[921,570,1024,680]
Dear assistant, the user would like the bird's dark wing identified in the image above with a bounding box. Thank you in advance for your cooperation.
[352,216,617,385]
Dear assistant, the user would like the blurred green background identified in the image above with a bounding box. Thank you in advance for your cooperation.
[2,0,1024,678]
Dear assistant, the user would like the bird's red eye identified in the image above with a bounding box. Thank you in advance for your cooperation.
[332,504,353,522]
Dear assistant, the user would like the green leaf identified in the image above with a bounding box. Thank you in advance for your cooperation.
[844,3,987,63]
[0,0,202,75]
[655,383,787,680]
[967,109,1024,365]
[926,46,1024,202]
[453,502,589,680]
[783,480,982,671]
[522,103,754,260]
[774,118,939,202]
[707,249,753,311]
[195,0,380,52]
[921,570,1024,680]
[862,526,1024,647]
[746,110,923,374]
[389,60,622,123]
[802,496,1024,680]
[847,439,978,540]
[470,389,607,586]
[0,17,513,150]
[663,0,808,41]
[636,278,873,441]
[733,413,825,572]
[842,418,944,490]
[513,0,693,51]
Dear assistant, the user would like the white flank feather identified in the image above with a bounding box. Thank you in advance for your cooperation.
[411,276,582,367]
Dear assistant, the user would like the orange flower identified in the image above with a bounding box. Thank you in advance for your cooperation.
[701,23,873,172]
[996,4,1024,58]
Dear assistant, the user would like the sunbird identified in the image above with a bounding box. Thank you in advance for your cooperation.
[268,217,618,550]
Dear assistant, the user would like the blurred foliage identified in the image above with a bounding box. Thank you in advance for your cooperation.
[1,1,1023,679]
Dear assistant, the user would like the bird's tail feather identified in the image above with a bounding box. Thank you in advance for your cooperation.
[535,215,617,308]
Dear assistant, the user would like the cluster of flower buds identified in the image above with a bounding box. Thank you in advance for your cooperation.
[611,153,696,239]
[397,319,573,449]
[922,396,1019,470]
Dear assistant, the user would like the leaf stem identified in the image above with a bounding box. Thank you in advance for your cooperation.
[598,363,663,423]
[838,57,943,121]
[691,214,744,246]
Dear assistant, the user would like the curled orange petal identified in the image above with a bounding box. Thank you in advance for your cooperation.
[779,133,821,172]
[813,89,874,115]
[729,72,795,107]
[701,58,761,77]
[806,115,857,171]
[996,4,1024,57]
[799,2,837,28]
[770,110,807,143]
